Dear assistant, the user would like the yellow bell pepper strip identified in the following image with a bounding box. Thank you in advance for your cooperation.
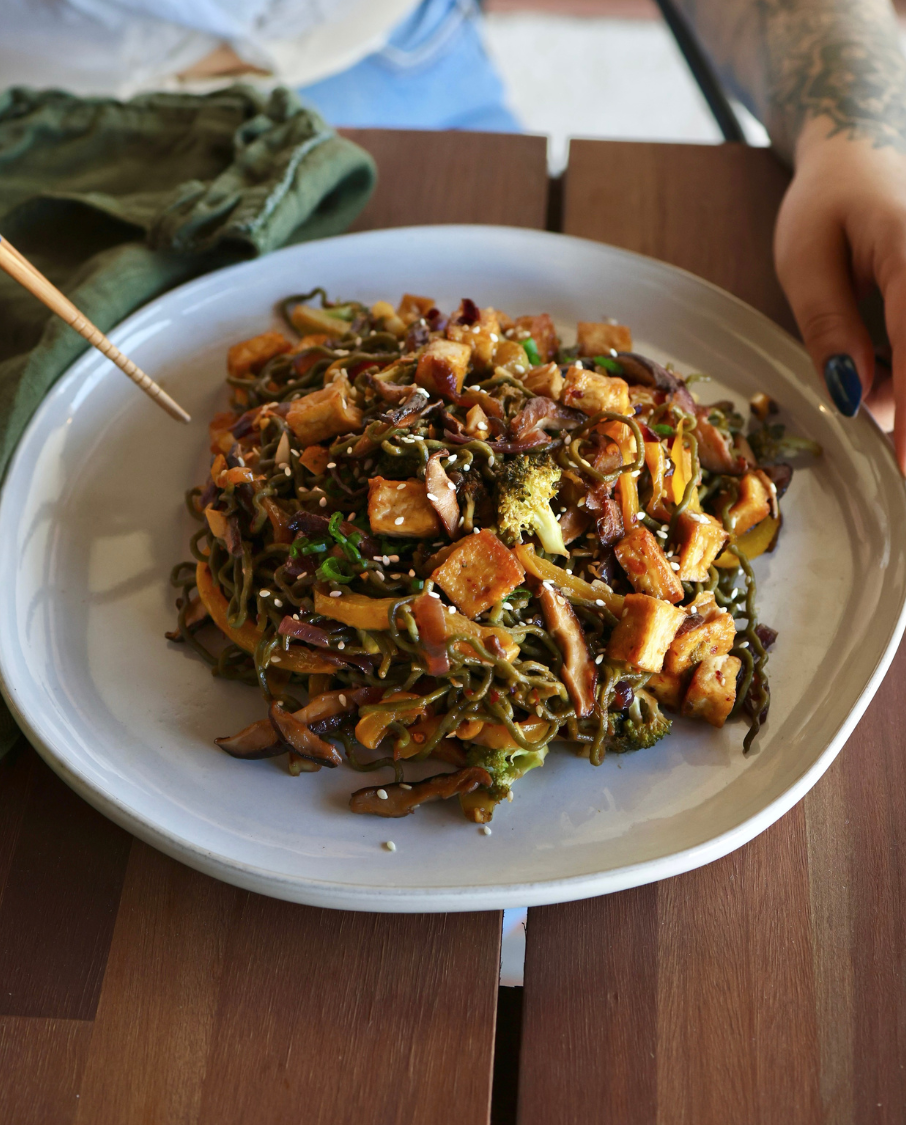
[514,544,624,617]
[644,441,667,517]
[313,589,519,662]
[355,692,429,750]
[195,563,335,675]
[671,419,687,505]
[714,515,781,567]
[468,716,551,750]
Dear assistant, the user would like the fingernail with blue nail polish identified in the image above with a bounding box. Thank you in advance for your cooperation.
[824,354,862,417]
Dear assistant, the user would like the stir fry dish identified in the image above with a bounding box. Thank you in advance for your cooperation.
[168,289,820,823]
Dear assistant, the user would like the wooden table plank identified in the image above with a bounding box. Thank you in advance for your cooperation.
[342,129,549,232]
[519,140,905,1124]
[0,128,549,1124]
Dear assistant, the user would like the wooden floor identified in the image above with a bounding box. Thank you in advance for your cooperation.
[2,128,905,1124]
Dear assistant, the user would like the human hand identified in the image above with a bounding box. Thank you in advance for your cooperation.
[774,117,906,469]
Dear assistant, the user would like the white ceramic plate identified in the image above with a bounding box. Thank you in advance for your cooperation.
[2,226,905,912]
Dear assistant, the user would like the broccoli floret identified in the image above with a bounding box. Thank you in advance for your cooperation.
[606,689,672,753]
[466,743,548,802]
[496,452,568,556]
[749,422,821,464]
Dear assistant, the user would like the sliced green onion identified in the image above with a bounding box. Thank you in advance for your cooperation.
[522,338,542,367]
[593,355,624,375]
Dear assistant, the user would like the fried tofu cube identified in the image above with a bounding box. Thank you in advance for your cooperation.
[664,592,736,675]
[576,321,632,357]
[416,338,472,396]
[675,511,730,582]
[561,366,631,417]
[285,375,363,446]
[446,306,501,369]
[614,526,684,604]
[521,362,564,400]
[514,313,559,362]
[368,478,442,538]
[227,331,292,379]
[646,669,686,712]
[397,293,435,325]
[682,654,742,727]
[607,593,686,673]
[431,530,525,619]
[299,444,331,475]
[464,404,491,438]
[728,471,773,536]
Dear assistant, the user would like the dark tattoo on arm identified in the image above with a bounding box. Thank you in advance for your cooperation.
[675,0,906,160]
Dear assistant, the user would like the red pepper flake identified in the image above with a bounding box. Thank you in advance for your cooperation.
[488,689,501,704]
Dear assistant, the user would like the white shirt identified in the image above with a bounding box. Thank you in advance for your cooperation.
[0,0,418,98]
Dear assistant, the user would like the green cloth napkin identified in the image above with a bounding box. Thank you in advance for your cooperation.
[0,83,376,758]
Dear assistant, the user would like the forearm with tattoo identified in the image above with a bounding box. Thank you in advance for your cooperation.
[675,0,906,161]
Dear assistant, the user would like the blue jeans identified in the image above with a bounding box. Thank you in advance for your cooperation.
[298,0,520,132]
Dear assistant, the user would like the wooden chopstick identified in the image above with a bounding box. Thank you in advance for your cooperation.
[0,234,191,424]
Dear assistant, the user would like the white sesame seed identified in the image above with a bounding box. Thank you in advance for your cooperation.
[329,590,342,598]
[291,448,300,457]
[374,571,384,581]
[473,527,481,534]
[738,640,749,649]
[656,529,668,538]
[394,517,404,525]
[270,655,281,663]
[595,599,605,607]
[447,605,457,614]
[535,705,543,717]
[284,466,292,477]
[670,562,680,571]
[481,825,492,836]
[428,591,441,599]
[377,788,389,800]
[488,455,495,467]
[293,613,300,621]
[326,461,336,469]
[390,573,402,579]
[595,654,604,664]
[399,783,412,790]
[514,365,525,374]
[319,497,327,507]
[337,641,345,650]
[507,791,514,802]
[273,598,283,608]
[490,333,499,342]
[731,588,739,598]
[346,447,353,454]
[260,589,271,598]
[446,481,456,491]
[446,456,458,465]
[335,349,349,356]
[477,422,488,431]
[339,694,347,706]
[577,497,586,507]
[426,493,438,502]
[236,456,245,467]
[408,569,416,577]
[384,840,396,851]
[389,555,399,563]
[397,482,406,491]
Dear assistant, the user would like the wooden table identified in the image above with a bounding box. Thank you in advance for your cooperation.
[2,130,903,1125]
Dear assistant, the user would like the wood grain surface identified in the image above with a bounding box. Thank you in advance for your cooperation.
[0,128,549,1125]
[518,140,906,1125]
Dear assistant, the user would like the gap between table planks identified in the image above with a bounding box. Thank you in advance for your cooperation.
[517,141,906,1125]
[0,128,549,1125]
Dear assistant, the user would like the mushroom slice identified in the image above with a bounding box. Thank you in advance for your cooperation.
[269,703,342,767]
[537,585,597,718]
[615,352,696,413]
[215,718,284,759]
[424,452,461,538]
[349,767,492,817]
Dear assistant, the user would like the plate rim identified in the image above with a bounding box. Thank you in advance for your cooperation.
[3,223,905,912]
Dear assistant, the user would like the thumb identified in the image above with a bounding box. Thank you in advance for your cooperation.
[775,217,875,417]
